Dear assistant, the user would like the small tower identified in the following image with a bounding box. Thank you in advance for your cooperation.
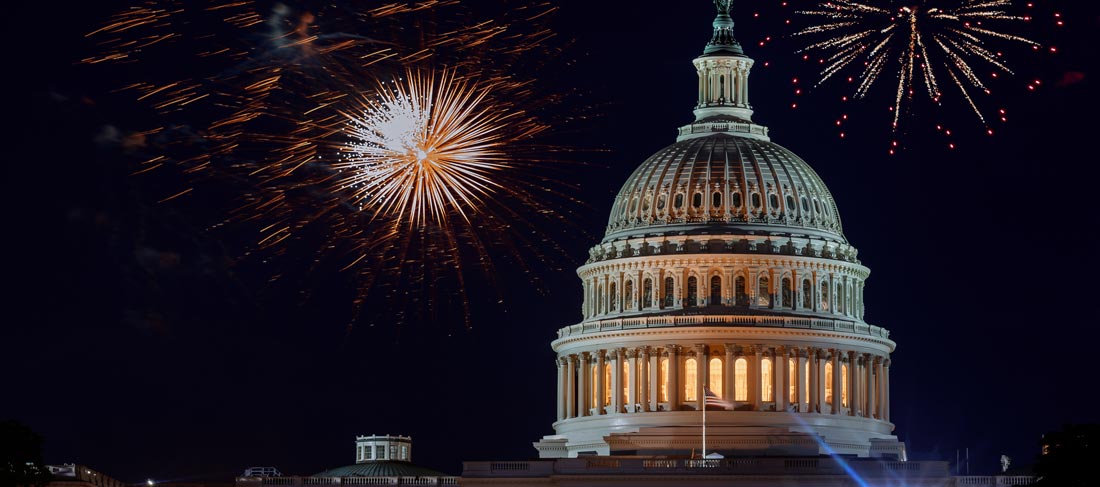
[354,435,413,463]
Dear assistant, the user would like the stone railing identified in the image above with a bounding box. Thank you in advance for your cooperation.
[237,477,458,487]
[558,315,890,340]
[954,476,1034,486]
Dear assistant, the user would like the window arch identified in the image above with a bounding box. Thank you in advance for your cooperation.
[686,276,698,307]
[663,277,675,307]
[734,357,748,401]
[820,281,830,311]
[643,278,653,308]
[802,280,812,309]
[659,357,669,402]
[761,357,774,402]
[709,358,723,399]
[735,275,748,306]
[781,277,793,308]
[824,362,834,404]
[609,282,618,312]
[684,358,698,402]
[710,276,722,306]
[841,363,849,407]
[624,280,634,310]
[758,275,771,307]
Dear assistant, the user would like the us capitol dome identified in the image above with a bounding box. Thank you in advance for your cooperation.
[532,0,904,460]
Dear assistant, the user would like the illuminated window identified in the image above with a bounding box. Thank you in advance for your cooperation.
[735,276,748,306]
[660,357,669,402]
[781,277,792,308]
[709,357,723,398]
[761,358,774,402]
[841,363,849,407]
[804,361,810,406]
[686,276,698,307]
[624,280,634,310]
[734,358,748,401]
[758,276,771,306]
[820,281,830,311]
[710,276,722,306]
[789,358,797,404]
[802,280,812,309]
[609,282,618,311]
[592,363,598,409]
[604,363,611,404]
[663,277,675,307]
[622,360,630,406]
[825,362,834,403]
[684,358,698,401]
[643,279,653,308]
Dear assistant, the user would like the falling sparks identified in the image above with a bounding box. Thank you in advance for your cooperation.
[794,0,1040,131]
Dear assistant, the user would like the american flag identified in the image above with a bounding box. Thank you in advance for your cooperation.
[704,386,733,410]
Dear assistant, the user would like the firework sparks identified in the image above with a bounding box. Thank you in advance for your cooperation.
[794,0,1039,129]
[339,70,545,227]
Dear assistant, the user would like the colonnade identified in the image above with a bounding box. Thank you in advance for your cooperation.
[696,59,751,108]
[556,344,889,424]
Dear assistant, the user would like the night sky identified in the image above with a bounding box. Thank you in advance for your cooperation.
[5,0,1098,482]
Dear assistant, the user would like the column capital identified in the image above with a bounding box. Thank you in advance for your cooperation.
[626,348,639,359]
[666,344,682,354]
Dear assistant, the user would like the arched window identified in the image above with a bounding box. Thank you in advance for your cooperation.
[692,192,703,209]
[735,275,748,306]
[684,358,698,402]
[643,278,653,308]
[709,357,723,399]
[802,280,812,309]
[758,275,771,307]
[789,357,798,404]
[824,362,834,404]
[686,276,698,307]
[659,357,669,402]
[597,285,604,314]
[663,277,675,307]
[674,193,685,209]
[734,358,748,401]
[838,282,846,314]
[781,277,792,308]
[820,281,830,311]
[609,282,618,312]
[710,276,722,306]
[622,360,631,407]
[761,358,774,402]
[841,363,849,408]
[624,280,634,310]
[712,192,722,208]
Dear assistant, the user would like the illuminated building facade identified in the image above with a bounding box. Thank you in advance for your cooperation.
[532,0,900,460]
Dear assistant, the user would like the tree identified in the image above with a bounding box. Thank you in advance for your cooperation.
[0,420,52,487]
[1034,424,1100,487]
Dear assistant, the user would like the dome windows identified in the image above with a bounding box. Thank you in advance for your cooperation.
[686,276,699,307]
[642,196,651,213]
[751,193,762,209]
[643,278,653,308]
[801,197,809,213]
[663,277,675,307]
[692,192,703,209]
[786,195,796,212]
[656,194,667,211]
[769,193,781,209]
[735,276,748,306]
[709,276,722,306]
[674,193,685,210]
[712,191,722,208]
[757,276,771,307]
[781,277,792,308]
[731,192,743,208]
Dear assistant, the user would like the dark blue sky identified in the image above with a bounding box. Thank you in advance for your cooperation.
[5,0,1098,481]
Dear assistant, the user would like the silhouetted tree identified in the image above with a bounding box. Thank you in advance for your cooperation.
[0,420,51,487]
[1034,424,1099,487]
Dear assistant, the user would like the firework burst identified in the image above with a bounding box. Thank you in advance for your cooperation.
[82,1,584,331]
[794,0,1039,130]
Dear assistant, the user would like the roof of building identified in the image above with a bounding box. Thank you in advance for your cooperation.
[603,134,845,244]
[313,462,446,478]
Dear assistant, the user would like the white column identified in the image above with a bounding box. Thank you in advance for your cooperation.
[775,347,787,411]
[724,345,735,404]
[595,351,607,415]
[668,345,681,410]
[578,352,590,417]
[884,358,891,423]
[648,347,659,412]
[556,358,565,421]
[797,348,808,412]
[610,349,623,414]
[847,351,858,416]
[627,348,639,413]
[751,345,763,411]
[696,344,708,411]
[565,355,576,419]
[831,350,841,414]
